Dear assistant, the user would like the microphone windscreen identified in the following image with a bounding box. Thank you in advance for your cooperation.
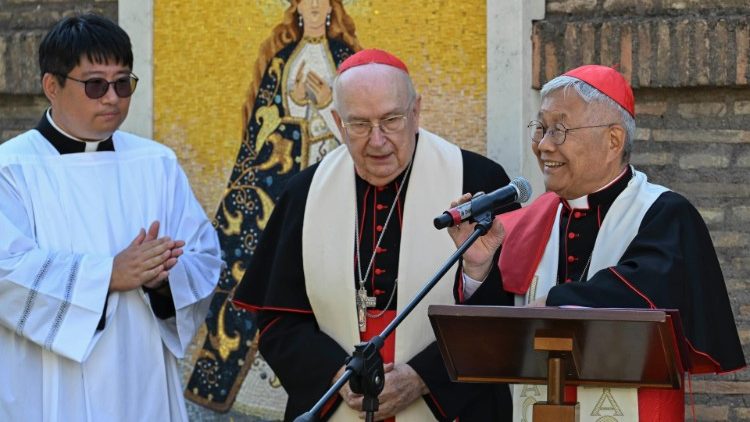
[510,177,532,203]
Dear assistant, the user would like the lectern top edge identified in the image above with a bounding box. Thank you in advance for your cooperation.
[428,304,669,323]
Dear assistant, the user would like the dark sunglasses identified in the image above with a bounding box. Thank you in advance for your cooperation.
[55,73,139,99]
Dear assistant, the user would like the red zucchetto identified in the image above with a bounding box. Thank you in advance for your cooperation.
[337,48,409,75]
[564,65,635,117]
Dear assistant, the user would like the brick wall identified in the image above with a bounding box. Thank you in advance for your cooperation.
[534,3,748,88]
[0,1,117,142]
[535,1,750,420]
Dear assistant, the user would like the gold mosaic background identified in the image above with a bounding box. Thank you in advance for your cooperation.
[154,0,487,212]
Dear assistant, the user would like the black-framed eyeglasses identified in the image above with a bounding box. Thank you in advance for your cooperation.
[527,120,614,145]
[56,73,139,99]
[342,115,408,138]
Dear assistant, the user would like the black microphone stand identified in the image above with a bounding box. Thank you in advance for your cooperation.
[294,210,496,422]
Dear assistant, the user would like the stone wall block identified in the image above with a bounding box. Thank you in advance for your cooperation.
[737,21,749,85]
[677,102,728,119]
[0,37,7,92]
[679,153,730,169]
[547,0,598,14]
[633,127,651,141]
[690,405,729,421]
[603,0,656,13]
[532,24,542,89]
[635,101,668,116]
[544,41,559,84]
[600,21,619,69]
[711,20,730,85]
[711,231,750,248]
[636,21,652,87]
[735,101,750,115]
[697,208,726,224]
[674,19,691,85]
[691,20,709,86]
[655,20,671,86]
[652,129,750,143]
[563,23,580,71]
[580,22,596,64]
[631,151,672,166]
[665,0,750,11]
[672,182,750,199]
[691,381,750,394]
[738,152,750,167]
[619,24,633,81]
[733,206,750,222]
[735,407,750,420]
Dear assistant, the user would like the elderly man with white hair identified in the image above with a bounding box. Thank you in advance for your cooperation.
[233,49,518,421]
[450,64,745,422]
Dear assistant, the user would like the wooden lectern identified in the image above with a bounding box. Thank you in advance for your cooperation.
[428,306,688,422]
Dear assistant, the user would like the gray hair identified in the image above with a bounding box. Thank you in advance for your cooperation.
[540,75,635,163]
[332,64,417,117]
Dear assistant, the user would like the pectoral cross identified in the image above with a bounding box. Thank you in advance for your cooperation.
[356,285,377,332]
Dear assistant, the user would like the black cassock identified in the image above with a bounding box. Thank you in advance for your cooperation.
[466,166,745,376]
[234,148,518,421]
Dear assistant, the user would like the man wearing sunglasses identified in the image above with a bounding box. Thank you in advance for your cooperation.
[0,14,222,421]
[232,49,518,421]
[449,65,745,421]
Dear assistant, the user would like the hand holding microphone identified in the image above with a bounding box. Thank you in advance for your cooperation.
[434,177,532,229]
[440,177,532,281]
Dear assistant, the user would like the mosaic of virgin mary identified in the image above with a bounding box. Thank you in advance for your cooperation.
[186,0,361,411]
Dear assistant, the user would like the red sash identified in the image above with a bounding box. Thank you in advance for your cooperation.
[361,311,396,422]
[498,192,561,294]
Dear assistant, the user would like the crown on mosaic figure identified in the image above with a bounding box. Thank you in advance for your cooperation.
[337,49,409,75]
[563,64,635,117]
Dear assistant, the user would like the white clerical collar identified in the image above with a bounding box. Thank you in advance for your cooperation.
[46,109,108,152]
[566,195,590,209]
[565,167,630,209]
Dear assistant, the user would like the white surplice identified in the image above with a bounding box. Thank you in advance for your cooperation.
[302,129,462,421]
[0,129,223,421]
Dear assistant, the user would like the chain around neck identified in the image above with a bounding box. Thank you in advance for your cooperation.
[577,254,592,283]
[354,159,414,291]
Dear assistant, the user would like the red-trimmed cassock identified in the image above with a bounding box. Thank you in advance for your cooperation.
[460,166,745,421]
[233,132,519,421]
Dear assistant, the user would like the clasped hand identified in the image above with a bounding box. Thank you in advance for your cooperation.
[109,221,184,292]
[335,362,429,421]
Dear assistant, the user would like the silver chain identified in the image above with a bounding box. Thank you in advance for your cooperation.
[558,254,593,285]
[354,159,414,318]
[367,279,398,319]
[577,255,593,283]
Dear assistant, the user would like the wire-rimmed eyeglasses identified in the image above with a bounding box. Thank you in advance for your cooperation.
[342,115,408,138]
[527,120,614,145]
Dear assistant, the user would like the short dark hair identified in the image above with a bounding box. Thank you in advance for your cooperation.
[39,13,133,85]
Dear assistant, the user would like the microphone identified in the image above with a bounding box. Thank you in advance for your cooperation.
[433,177,532,229]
